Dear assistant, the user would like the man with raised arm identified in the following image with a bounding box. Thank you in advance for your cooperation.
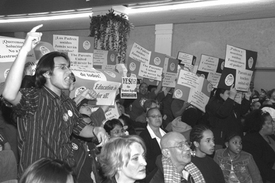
[2,25,109,176]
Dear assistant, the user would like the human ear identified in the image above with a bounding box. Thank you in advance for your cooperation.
[225,142,229,148]
[194,141,199,148]
[43,71,50,79]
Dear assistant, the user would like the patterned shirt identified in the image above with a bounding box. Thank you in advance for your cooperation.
[12,86,87,176]
[162,156,205,183]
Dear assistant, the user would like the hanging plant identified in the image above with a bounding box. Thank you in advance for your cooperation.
[90,9,134,63]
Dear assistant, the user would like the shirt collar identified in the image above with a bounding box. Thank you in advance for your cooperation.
[147,124,166,139]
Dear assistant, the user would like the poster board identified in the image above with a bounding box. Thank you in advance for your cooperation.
[196,54,225,88]
[218,45,257,91]
[173,69,212,112]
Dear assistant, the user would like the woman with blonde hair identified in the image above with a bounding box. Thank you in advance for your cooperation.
[98,135,147,183]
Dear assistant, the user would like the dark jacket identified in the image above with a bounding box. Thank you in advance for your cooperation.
[206,97,250,145]
[242,132,275,182]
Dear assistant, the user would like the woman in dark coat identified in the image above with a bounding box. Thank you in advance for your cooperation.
[205,85,250,147]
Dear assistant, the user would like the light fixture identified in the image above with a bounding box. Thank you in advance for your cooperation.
[0,9,93,23]
[127,0,266,14]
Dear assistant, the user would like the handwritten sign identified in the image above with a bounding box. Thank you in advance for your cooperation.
[218,45,257,91]
[93,49,118,70]
[53,35,94,70]
[196,55,225,88]
[162,56,178,87]
[173,69,212,112]
[177,52,196,72]
[129,43,151,63]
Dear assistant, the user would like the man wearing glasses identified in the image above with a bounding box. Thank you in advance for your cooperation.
[150,132,205,183]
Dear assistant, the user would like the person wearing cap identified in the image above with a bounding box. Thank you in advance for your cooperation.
[1,25,109,177]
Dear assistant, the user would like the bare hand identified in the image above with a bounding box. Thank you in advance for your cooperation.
[229,84,237,99]
[93,127,109,147]
[244,90,252,100]
[24,24,43,52]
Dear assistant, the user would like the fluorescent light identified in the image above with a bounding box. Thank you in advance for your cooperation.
[0,12,92,23]
[127,0,264,14]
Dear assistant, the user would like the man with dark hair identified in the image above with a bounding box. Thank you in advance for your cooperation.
[2,25,108,176]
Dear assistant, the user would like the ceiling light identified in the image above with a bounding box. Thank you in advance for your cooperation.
[127,0,265,14]
[0,11,92,23]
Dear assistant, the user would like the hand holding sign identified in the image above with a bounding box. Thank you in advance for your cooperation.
[24,24,43,52]
[244,90,252,100]
[229,84,237,100]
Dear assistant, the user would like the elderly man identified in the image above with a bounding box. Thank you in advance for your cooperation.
[150,132,205,183]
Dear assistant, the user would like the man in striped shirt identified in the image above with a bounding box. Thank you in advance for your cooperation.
[2,24,109,177]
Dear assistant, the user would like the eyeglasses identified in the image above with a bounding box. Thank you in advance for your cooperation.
[148,115,162,119]
[54,65,70,71]
[164,141,192,151]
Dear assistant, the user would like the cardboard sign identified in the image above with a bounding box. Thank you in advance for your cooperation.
[196,55,225,88]
[0,36,52,82]
[162,56,178,88]
[225,45,257,71]
[93,49,118,70]
[217,67,253,91]
[105,103,120,120]
[127,56,163,81]
[120,77,137,99]
[218,45,257,91]
[173,69,212,112]
[129,43,151,63]
[53,35,94,70]
[70,67,122,103]
[177,51,196,72]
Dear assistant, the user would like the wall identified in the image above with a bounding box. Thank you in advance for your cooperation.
[6,17,275,91]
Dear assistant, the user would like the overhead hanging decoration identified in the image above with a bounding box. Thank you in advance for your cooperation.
[90,9,134,63]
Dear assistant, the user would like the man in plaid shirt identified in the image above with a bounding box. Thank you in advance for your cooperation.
[150,132,205,183]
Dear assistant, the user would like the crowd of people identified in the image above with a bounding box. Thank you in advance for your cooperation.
[1,25,275,183]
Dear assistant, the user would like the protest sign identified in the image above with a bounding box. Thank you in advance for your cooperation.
[120,77,137,99]
[177,51,196,72]
[218,45,257,91]
[93,49,118,70]
[128,43,164,81]
[196,55,225,88]
[0,36,50,82]
[70,67,122,105]
[53,35,94,70]
[162,56,178,88]
[129,42,151,63]
[173,69,212,112]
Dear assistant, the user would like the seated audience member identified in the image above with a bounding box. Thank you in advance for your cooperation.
[214,132,262,183]
[169,116,192,141]
[129,81,162,121]
[19,158,75,183]
[98,135,147,183]
[0,130,17,182]
[190,125,225,183]
[136,99,159,123]
[150,132,205,183]
[250,100,261,111]
[242,109,275,182]
[205,85,250,148]
[263,88,275,107]
[104,119,127,138]
[139,107,166,181]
